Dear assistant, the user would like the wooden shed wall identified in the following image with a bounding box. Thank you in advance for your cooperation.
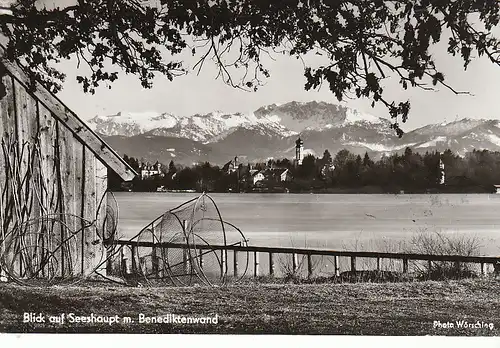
[0,72,107,276]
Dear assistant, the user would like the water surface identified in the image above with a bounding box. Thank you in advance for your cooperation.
[114,193,500,255]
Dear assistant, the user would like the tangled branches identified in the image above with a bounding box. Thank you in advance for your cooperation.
[0,1,498,135]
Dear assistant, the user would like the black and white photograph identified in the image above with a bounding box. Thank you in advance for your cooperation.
[0,0,500,343]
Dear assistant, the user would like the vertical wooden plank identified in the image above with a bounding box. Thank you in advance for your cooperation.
[0,74,14,280]
[82,148,98,275]
[182,219,189,274]
[14,79,40,229]
[152,246,159,277]
[307,254,313,278]
[37,103,58,214]
[269,252,275,277]
[106,248,113,276]
[131,245,137,274]
[38,104,60,279]
[197,248,203,271]
[403,258,409,273]
[139,256,146,276]
[57,121,77,277]
[14,79,38,152]
[0,75,15,138]
[13,79,37,279]
[253,251,259,277]
[182,246,189,274]
[94,159,107,275]
[220,249,226,277]
[123,257,130,275]
[0,75,15,243]
[292,253,298,274]
[334,255,340,276]
[350,256,356,273]
[72,139,84,275]
[0,75,8,229]
[377,257,381,271]
[233,250,238,277]
[0,79,5,280]
[120,247,126,275]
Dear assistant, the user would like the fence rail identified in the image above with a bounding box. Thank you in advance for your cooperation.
[106,239,500,279]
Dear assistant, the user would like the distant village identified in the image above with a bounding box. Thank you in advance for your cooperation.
[109,137,500,194]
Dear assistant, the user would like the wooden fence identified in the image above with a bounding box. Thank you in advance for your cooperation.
[106,239,500,279]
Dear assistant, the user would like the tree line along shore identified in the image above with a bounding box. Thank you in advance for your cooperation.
[109,148,500,194]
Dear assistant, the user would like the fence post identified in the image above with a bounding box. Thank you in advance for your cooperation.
[307,254,313,278]
[139,257,146,276]
[106,248,113,276]
[198,248,204,270]
[350,256,356,273]
[292,253,298,274]
[376,257,381,271]
[152,246,159,278]
[182,220,191,274]
[122,257,130,275]
[182,246,189,274]
[428,260,432,272]
[220,250,226,276]
[254,251,260,277]
[403,258,408,273]
[334,255,340,276]
[269,252,275,277]
[131,245,138,274]
[233,250,238,277]
[120,247,126,275]
[481,262,485,275]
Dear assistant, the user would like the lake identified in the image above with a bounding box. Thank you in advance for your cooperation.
[113,193,500,256]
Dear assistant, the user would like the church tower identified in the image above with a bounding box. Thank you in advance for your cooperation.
[295,137,304,165]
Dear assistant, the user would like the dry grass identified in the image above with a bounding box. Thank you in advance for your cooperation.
[1,278,500,335]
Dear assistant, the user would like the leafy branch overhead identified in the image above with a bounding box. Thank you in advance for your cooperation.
[0,0,499,136]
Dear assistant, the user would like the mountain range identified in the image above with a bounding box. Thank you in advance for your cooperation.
[87,101,500,165]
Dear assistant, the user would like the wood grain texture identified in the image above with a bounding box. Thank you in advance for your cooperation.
[56,120,75,276]
[94,160,107,273]
[37,102,58,215]
[73,139,84,275]
[39,104,63,279]
[0,54,121,277]
[0,75,15,140]
[0,75,16,246]
[13,78,39,227]
[0,47,136,182]
[82,148,97,275]
[0,74,12,235]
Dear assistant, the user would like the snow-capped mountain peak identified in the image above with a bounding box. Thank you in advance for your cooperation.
[344,108,384,125]
[94,101,500,165]
[88,111,179,136]
[89,101,391,140]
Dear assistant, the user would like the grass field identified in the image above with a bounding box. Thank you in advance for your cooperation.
[1,278,500,335]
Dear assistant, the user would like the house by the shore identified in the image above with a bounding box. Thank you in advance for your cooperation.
[251,168,292,185]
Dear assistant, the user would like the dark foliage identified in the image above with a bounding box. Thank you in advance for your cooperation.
[0,0,499,135]
[113,148,500,193]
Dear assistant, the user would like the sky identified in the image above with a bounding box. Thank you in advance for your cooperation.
[30,0,500,132]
